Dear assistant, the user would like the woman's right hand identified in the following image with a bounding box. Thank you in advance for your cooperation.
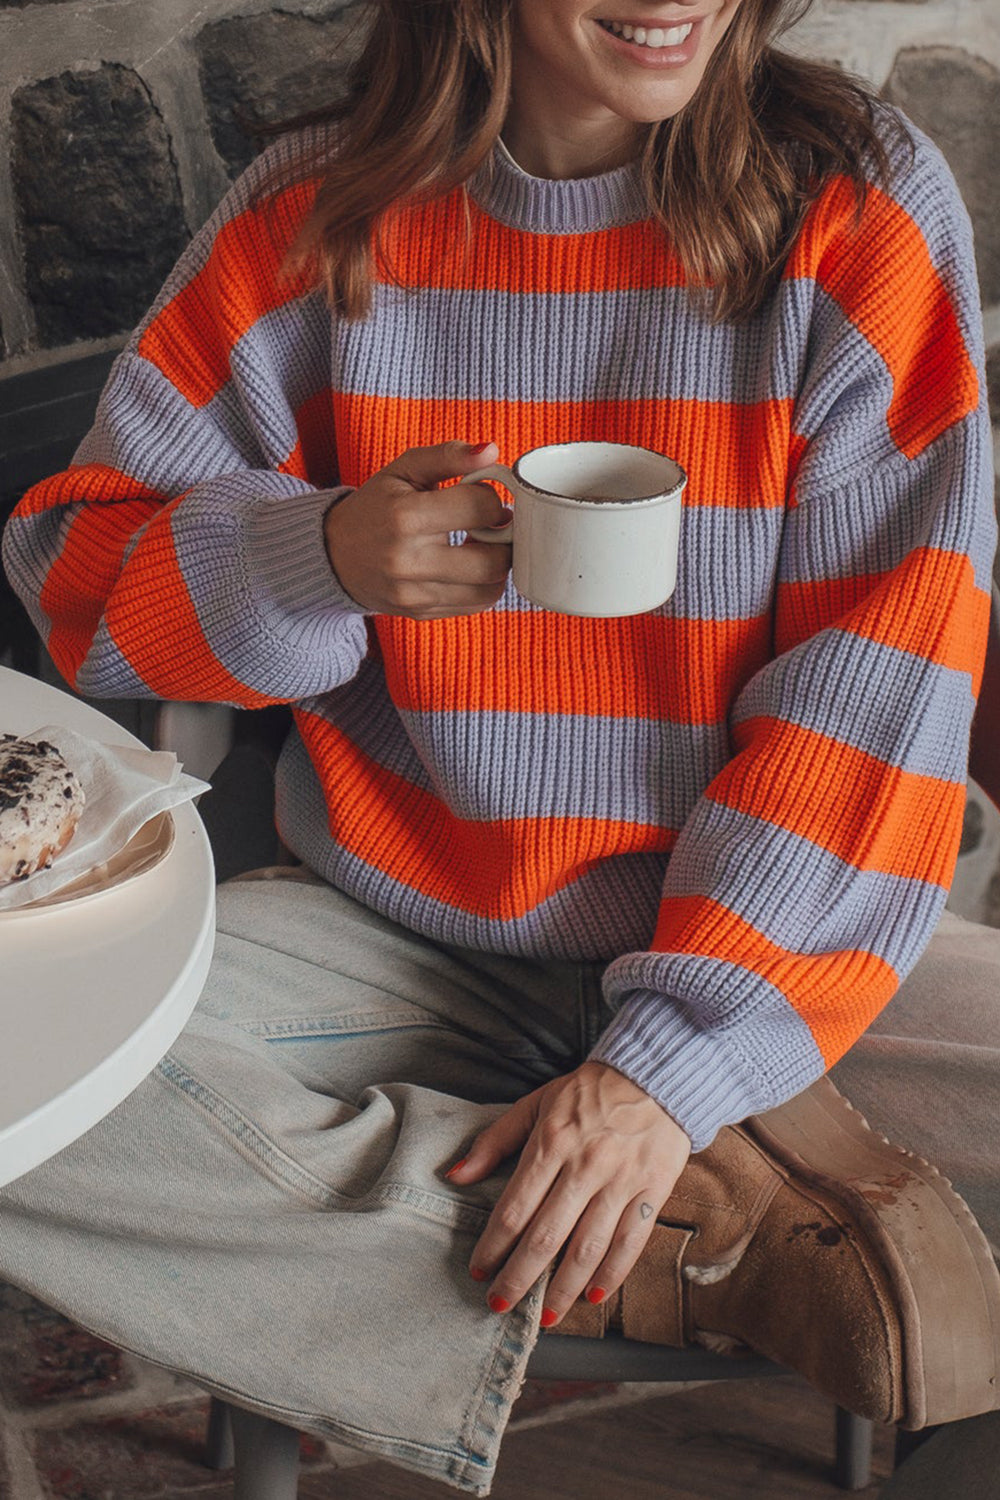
[323,441,512,618]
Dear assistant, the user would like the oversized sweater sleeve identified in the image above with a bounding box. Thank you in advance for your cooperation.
[1,129,369,707]
[591,126,996,1149]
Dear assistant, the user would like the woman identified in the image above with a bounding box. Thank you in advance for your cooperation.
[2,0,998,1491]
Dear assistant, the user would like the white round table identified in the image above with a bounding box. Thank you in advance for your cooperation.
[0,667,216,1188]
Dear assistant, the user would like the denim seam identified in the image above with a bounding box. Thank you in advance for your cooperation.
[379,1181,491,1234]
[240,1008,451,1039]
[156,1054,357,1209]
[235,1010,546,1062]
[157,1056,495,1229]
[457,1290,542,1479]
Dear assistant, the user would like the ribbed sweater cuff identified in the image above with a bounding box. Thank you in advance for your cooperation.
[588,989,768,1152]
[242,484,370,637]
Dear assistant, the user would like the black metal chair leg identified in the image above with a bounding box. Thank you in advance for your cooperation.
[220,1402,300,1500]
[834,1407,874,1490]
[205,1395,235,1469]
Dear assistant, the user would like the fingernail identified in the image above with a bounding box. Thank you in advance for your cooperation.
[467,441,491,454]
[487,1293,511,1314]
[444,1157,468,1179]
[470,1266,490,1283]
[539,1307,559,1328]
[586,1286,607,1305]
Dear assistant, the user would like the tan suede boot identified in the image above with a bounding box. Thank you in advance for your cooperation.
[559,1078,1000,1430]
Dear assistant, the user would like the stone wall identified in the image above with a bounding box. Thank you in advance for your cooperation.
[0,0,370,362]
[1,0,997,377]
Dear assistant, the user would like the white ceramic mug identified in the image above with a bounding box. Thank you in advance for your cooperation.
[468,441,686,618]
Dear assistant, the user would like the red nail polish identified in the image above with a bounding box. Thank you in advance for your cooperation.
[445,1157,468,1179]
[488,1293,511,1314]
[467,441,491,454]
[470,1266,490,1283]
[539,1307,559,1328]
[586,1286,607,1305]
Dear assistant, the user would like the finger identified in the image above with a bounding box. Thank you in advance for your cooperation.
[375,577,510,618]
[403,481,511,536]
[481,1171,595,1315]
[445,1095,537,1186]
[581,1190,665,1308]
[418,537,512,588]
[388,440,498,493]
[535,1191,627,1326]
[467,1137,565,1284]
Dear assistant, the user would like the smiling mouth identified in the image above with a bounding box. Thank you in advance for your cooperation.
[597,18,695,46]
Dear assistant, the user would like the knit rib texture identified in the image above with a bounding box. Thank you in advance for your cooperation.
[3,116,994,1148]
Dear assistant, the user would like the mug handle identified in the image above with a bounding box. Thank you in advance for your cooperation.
[464,465,516,544]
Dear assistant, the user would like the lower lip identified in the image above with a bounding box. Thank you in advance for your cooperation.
[595,18,703,67]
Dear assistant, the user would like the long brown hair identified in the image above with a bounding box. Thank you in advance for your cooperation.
[277,0,903,323]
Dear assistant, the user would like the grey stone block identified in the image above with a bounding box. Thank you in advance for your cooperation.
[11,64,189,347]
[885,47,1000,306]
[195,2,371,179]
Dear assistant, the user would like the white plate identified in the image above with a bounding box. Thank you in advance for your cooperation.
[0,812,175,916]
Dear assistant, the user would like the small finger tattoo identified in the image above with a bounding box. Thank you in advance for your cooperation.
[640,1202,654,1220]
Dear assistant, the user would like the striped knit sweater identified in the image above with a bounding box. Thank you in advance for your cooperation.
[4,117,994,1150]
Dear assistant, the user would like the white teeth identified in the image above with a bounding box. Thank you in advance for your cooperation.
[602,19,694,47]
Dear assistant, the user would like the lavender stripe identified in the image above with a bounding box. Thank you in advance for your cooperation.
[787,416,994,591]
[334,280,814,406]
[790,283,895,470]
[660,800,948,969]
[735,630,975,781]
[300,656,435,797]
[78,621,158,700]
[228,292,335,466]
[74,354,264,491]
[298,689,728,825]
[2,511,66,649]
[671,505,784,620]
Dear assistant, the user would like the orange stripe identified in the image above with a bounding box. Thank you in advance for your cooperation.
[778,548,990,690]
[278,386,341,487]
[717,717,965,886]
[38,497,161,685]
[376,609,771,726]
[331,392,795,509]
[377,192,685,294]
[103,510,275,706]
[17,462,166,518]
[651,894,898,1066]
[788,176,979,458]
[298,712,676,921]
[137,178,319,408]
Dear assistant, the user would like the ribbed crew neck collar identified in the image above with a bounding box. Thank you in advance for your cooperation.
[468,139,648,235]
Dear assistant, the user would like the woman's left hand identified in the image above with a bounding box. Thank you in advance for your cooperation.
[446,1061,691,1325]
